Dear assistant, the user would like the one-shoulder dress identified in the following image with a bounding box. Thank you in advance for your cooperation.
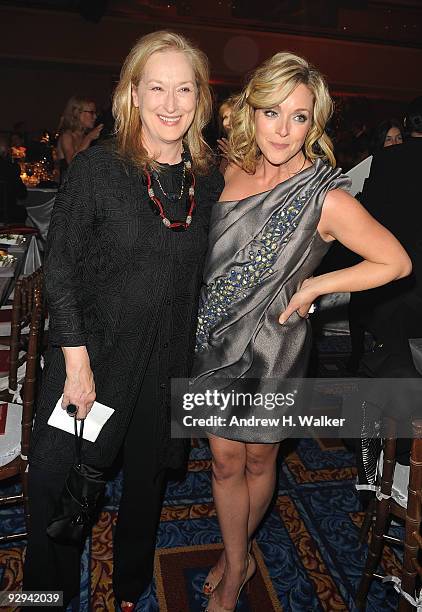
[191,159,351,442]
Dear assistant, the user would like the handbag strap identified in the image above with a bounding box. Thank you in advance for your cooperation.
[73,416,85,466]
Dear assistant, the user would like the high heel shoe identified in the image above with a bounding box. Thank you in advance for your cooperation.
[205,553,256,611]
[203,543,254,596]
[119,602,135,612]
[202,564,224,596]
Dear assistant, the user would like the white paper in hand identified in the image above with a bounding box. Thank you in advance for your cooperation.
[47,395,115,442]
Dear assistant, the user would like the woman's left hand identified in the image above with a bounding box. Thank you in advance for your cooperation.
[278,278,317,324]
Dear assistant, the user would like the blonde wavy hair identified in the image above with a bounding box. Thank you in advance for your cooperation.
[112,30,213,174]
[59,95,95,133]
[228,52,336,173]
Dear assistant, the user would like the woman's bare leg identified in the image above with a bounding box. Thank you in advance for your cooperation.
[207,438,279,609]
[245,442,280,536]
[207,435,249,608]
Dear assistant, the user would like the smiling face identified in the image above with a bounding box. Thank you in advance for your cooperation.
[254,83,314,168]
[132,49,197,160]
[384,126,403,147]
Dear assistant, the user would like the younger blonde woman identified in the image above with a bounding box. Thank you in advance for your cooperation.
[192,52,411,611]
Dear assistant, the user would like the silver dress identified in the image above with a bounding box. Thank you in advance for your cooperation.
[192,159,351,442]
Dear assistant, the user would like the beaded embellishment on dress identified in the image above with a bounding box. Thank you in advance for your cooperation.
[195,188,314,351]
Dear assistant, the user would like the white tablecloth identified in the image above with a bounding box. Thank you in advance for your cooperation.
[26,188,56,241]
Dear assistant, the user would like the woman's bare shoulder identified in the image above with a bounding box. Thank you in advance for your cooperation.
[219,163,253,202]
[58,130,73,144]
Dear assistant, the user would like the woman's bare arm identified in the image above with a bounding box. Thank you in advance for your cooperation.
[59,125,104,165]
[59,131,77,166]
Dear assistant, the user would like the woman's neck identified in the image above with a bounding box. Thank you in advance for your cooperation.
[157,147,183,164]
[257,152,308,188]
[142,133,183,165]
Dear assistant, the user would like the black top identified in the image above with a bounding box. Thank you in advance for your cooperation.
[30,143,224,473]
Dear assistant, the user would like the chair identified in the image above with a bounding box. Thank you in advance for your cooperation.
[0,271,44,542]
[24,192,55,244]
[8,268,44,394]
[356,417,422,611]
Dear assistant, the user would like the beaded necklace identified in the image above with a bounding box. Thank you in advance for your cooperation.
[144,157,196,231]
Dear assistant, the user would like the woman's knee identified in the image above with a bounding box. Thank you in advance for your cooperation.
[245,445,278,477]
[210,438,246,481]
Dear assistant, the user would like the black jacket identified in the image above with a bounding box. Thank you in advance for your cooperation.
[358,137,422,363]
[361,137,422,298]
[30,144,223,473]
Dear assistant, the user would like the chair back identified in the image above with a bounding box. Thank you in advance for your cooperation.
[0,276,44,541]
[399,419,422,610]
[356,418,422,611]
[9,268,44,392]
[25,195,55,242]
[20,287,43,462]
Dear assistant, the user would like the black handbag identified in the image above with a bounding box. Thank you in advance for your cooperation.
[46,417,106,544]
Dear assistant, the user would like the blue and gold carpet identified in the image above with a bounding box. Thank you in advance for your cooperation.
[0,337,403,611]
[0,437,403,611]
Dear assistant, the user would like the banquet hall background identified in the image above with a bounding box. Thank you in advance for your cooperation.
[0,1,421,611]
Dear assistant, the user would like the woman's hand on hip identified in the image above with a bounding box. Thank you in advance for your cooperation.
[278,278,317,324]
[61,346,96,420]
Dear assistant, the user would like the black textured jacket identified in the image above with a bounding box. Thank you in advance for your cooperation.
[30,144,224,473]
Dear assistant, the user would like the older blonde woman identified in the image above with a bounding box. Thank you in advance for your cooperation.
[24,31,223,611]
[192,52,411,611]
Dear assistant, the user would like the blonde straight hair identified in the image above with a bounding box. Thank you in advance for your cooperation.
[228,52,336,173]
[113,30,213,174]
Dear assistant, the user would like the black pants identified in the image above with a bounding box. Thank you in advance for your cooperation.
[23,374,168,608]
[22,466,81,611]
[113,374,167,603]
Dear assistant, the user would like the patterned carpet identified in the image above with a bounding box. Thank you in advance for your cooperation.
[0,336,404,611]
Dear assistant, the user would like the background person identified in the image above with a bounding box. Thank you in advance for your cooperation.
[56,95,103,180]
[0,133,27,224]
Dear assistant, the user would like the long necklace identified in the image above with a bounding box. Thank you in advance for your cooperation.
[144,159,196,231]
[153,163,186,201]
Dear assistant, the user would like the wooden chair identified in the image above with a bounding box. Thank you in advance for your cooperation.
[0,273,44,542]
[356,417,422,611]
[8,268,44,394]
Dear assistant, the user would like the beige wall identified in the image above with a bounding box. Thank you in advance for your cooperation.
[0,5,420,132]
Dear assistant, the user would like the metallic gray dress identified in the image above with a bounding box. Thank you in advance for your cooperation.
[192,159,351,442]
